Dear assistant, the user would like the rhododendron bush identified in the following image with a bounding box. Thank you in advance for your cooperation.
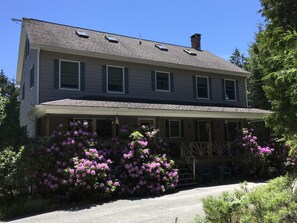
[31,122,178,200]
[233,128,295,179]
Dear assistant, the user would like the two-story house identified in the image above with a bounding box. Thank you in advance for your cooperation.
[16,18,269,174]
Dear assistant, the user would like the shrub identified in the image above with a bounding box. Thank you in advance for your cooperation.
[115,127,178,195]
[31,122,178,200]
[234,128,295,179]
[199,176,297,223]
[31,121,119,200]
[0,147,27,214]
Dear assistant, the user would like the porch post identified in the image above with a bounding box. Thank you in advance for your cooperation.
[45,115,50,136]
[208,119,212,157]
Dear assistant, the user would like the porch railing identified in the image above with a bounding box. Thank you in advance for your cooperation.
[180,142,231,179]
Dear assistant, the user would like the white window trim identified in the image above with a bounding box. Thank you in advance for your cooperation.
[59,59,81,91]
[155,71,171,92]
[138,117,155,128]
[224,79,237,101]
[196,75,210,100]
[169,119,181,138]
[29,64,34,90]
[106,65,125,94]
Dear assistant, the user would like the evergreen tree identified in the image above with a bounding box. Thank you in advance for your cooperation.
[0,69,25,150]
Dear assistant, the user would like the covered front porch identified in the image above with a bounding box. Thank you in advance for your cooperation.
[31,98,270,180]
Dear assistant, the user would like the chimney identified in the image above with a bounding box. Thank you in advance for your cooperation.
[190,33,201,51]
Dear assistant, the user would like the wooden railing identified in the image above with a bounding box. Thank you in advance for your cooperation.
[180,142,231,179]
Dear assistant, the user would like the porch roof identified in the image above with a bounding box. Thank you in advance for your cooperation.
[33,99,271,120]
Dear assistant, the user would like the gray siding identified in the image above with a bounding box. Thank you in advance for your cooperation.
[20,48,38,137]
[39,51,247,107]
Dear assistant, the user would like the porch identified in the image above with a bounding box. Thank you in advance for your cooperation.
[31,98,270,182]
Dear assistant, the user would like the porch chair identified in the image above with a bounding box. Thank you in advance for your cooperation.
[217,165,232,182]
[197,167,213,184]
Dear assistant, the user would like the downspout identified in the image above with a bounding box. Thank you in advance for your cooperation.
[35,48,40,137]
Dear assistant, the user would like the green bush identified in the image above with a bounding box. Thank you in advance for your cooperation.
[199,176,297,223]
[0,147,27,215]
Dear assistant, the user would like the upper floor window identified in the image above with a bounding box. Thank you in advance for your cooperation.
[30,65,34,89]
[156,71,170,91]
[196,76,209,99]
[169,120,181,138]
[107,65,124,93]
[224,79,236,101]
[25,37,30,60]
[59,60,80,90]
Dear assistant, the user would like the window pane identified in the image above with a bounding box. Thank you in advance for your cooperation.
[170,120,180,137]
[198,121,209,141]
[227,122,238,141]
[156,72,169,91]
[60,61,79,89]
[96,119,112,138]
[225,80,235,100]
[108,67,123,92]
[197,77,208,98]
[30,66,34,88]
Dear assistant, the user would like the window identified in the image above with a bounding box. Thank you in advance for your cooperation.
[183,49,197,56]
[59,60,80,90]
[74,119,93,131]
[30,65,34,88]
[155,44,168,51]
[225,79,236,100]
[105,35,118,43]
[107,66,124,93]
[96,119,112,138]
[227,121,238,141]
[169,120,181,138]
[156,71,170,91]
[22,83,25,100]
[196,76,209,99]
[138,118,155,128]
[25,37,30,59]
[197,120,209,142]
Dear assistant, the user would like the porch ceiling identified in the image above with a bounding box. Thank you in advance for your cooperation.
[33,99,271,120]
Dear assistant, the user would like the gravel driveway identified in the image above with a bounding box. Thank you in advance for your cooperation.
[8,182,264,223]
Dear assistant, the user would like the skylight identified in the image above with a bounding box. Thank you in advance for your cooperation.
[105,35,118,43]
[155,44,168,51]
[183,49,197,56]
[75,30,89,38]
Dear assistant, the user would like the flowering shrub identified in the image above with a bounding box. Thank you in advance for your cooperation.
[115,127,178,195]
[33,121,118,199]
[234,128,295,179]
[32,122,178,200]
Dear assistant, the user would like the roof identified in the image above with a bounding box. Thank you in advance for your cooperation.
[17,18,250,84]
[34,98,270,120]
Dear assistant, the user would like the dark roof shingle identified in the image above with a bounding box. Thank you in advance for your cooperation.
[23,18,250,76]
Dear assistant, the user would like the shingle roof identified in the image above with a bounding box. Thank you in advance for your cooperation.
[41,99,270,115]
[23,18,250,76]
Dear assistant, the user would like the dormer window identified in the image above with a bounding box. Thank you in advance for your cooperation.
[183,49,197,56]
[105,35,118,43]
[155,44,168,51]
[75,30,89,38]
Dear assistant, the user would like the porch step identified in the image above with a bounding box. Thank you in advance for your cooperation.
[175,160,196,188]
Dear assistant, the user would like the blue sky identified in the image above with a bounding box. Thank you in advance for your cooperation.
[1,0,264,81]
